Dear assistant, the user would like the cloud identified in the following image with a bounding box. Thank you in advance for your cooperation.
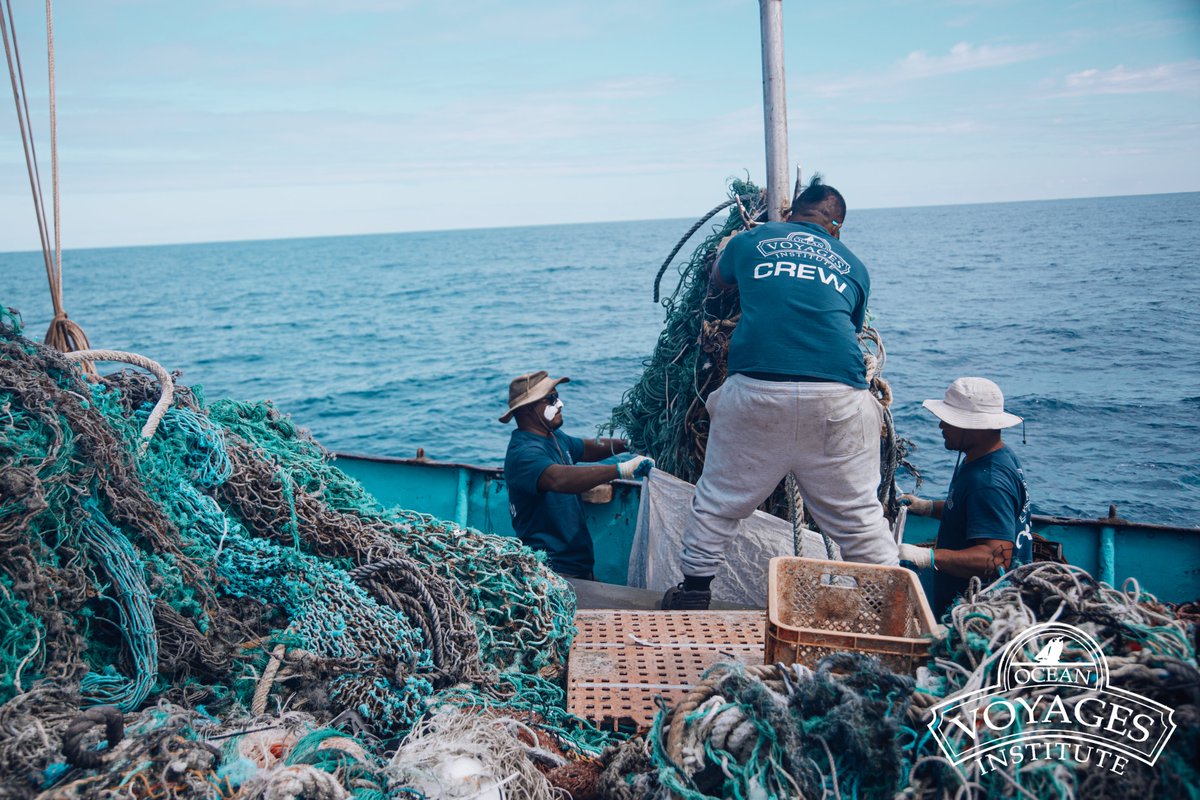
[817,41,1049,97]
[569,76,675,101]
[8,70,706,198]
[901,42,1043,77]
[1056,60,1200,96]
[853,120,985,136]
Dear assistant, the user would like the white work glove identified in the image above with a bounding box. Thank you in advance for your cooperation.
[617,455,655,480]
[899,543,934,570]
[900,494,933,516]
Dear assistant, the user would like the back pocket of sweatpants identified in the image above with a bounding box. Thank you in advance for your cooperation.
[824,405,868,457]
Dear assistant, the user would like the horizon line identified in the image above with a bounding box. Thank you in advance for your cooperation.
[1,187,1196,257]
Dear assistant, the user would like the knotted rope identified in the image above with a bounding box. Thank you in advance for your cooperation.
[786,472,836,559]
[60,705,124,769]
[60,349,174,455]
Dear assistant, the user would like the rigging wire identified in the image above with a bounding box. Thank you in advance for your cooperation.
[0,0,53,270]
[0,0,93,372]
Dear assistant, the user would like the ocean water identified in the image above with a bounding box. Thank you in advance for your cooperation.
[2,192,1198,527]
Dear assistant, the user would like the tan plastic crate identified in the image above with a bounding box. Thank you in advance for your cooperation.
[567,610,765,731]
[765,556,937,674]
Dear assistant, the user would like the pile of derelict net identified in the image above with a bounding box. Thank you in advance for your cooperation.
[594,561,1199,800]
[0,307,616,799]
[604,179,916,522]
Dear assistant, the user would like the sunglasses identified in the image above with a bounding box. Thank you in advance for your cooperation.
[542,391,560,405]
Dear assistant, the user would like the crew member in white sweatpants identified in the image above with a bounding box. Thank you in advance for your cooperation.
[662,177,898,610]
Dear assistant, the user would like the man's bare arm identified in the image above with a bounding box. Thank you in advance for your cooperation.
[536,463,620,494]
[933,539,1014,579]
[710,235,735,290]
[581,438,627,462]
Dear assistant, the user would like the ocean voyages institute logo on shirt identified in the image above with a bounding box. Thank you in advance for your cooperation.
[754,231,851,274]
[928,622,1177,776]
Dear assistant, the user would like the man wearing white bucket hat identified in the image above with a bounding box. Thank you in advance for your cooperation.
[899,377,1032,616]
[501,370,653,579]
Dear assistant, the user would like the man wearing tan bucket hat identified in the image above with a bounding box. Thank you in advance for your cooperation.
[899,377,1032,617]
[501,370,654,579]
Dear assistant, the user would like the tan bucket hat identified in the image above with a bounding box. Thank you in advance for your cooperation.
[499,370,570,423]
[922,376,1022,430]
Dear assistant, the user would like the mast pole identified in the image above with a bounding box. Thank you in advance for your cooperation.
[759,0,789,221]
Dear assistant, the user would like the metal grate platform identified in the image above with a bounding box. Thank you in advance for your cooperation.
[566,610,766,731]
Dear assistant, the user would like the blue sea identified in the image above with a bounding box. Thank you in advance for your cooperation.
[2,192,1198,527]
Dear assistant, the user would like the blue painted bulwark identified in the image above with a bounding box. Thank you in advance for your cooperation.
[334,453,1200,603]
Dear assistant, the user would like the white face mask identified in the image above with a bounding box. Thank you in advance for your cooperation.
[543,399,563,422]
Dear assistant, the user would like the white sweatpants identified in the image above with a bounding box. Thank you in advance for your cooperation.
[680,374,899,577]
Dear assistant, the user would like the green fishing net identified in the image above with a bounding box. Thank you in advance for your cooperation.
[0,306,615,798]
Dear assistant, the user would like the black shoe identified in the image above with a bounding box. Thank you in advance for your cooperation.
[661,583,711,610]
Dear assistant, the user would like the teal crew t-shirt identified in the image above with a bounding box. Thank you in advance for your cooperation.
[504,429,594,577]
[718,221,870,388]
[933,445,1033,616]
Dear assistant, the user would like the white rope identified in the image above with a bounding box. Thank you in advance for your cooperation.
[252,643,288,717]
[59,349,175,455]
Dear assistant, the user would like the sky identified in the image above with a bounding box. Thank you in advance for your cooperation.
[1,0,1198,250]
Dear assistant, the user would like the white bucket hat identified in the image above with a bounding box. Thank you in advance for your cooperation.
[922,377,1022,430]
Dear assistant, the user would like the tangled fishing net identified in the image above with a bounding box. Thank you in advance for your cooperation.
[385,707,560,799]
[597,561,1198,799]
[3,183,1196,799]
[606,179,916,524]
[906,562,1200,800]
[0,306,616,798]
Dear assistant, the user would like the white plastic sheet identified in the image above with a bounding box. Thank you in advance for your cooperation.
[626,468,839,607]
